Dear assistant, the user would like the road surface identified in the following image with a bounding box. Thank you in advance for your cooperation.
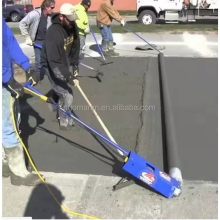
[2,33,218,220]
[7,15,218,28]
[18,56,218,182]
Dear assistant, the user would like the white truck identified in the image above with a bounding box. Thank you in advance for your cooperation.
[137,0,218,24]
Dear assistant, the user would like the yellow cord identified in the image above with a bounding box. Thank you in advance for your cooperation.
[10,89,101,220]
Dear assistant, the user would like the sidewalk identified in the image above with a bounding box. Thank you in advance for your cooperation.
[2,172,218,219]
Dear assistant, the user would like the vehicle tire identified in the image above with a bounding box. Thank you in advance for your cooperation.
[138,10,157,25]
[10,13,21,22]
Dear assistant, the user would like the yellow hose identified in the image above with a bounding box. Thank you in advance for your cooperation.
[10,88,101,219]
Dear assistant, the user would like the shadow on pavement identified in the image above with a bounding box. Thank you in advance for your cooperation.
[89,44,101,55]
[19,93,45,169]
[19,89,127,178]
[23,182,69,219]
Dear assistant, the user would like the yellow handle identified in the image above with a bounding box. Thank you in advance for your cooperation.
[24,87,48,102]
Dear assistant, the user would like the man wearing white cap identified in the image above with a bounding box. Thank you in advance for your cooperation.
[41,3,81,130]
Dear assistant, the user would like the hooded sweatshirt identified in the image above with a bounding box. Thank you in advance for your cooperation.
[40,13,80,81]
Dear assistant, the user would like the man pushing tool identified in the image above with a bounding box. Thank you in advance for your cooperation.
[41,3,80,130]
[2,17,42,186]
[74,0,91,60]
[96,0,125,56]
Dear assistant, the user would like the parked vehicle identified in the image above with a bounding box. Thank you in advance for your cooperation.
[137,0,218,24]
[2,0,34,22]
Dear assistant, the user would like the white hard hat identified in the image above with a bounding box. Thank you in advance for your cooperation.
[59,3,79,21]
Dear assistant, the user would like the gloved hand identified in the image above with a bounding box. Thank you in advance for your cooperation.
[67,74,79,87]
[120,19,125,26]
[5,77,24,99]
[25,36,33,46]
[84,28,90,34]
[25,67,40,86]
[72,65,79,77]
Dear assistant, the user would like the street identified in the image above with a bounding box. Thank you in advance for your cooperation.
[2,28,218,219]
[6,15,218,28]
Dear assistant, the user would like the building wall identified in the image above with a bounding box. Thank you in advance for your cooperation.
[32,0,137,11]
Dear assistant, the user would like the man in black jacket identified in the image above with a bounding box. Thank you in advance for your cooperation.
[41,3,80,130]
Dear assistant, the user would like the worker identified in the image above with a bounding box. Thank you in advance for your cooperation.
[40,3,80,131]
[74,0,91,60]
[96,0,125,57]
[19,0,55,81]
[2,17,42,185]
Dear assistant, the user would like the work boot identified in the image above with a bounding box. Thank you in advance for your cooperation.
[2,147,12,178]
[102,50,111,57]
[101,41,111,57]
[4,144,44,186]
[107,41,119,57]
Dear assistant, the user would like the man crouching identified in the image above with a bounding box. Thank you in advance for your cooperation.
[41,3,80,130]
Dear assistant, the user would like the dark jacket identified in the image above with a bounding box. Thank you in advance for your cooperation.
[40,13,80,82]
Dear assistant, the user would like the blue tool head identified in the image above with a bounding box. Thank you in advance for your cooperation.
[123,151,182,198]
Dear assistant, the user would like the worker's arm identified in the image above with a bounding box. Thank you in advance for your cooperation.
[19,10,39,45]
[45,28,72,81]
[2,18,30,83]
[102,1,122,21]
[70,23,80,67]
[76,10,89,33]
[19,10,38,38]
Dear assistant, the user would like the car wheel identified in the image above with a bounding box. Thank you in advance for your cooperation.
[138,10,157,25]
[10,13,21,22]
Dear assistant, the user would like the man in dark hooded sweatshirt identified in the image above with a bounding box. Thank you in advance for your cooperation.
[41,3,80,130]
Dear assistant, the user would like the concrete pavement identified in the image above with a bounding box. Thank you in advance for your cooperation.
[2,34,218,219]
[3,172,218,219]
[16,33,218,59]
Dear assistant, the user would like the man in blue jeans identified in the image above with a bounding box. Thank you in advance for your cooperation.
[19,0,55,80]
[2,17,42,186]
[96,0,125,56]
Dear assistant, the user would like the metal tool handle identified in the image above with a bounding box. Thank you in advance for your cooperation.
[75,83,124,156]
[115,20,161,53]
[89,25,106,61]
[23,83,129,156]
[24,81,42,95]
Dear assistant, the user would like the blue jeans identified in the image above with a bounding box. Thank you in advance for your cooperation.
[2,88,21,148]
[34,40,44,76]
[100,25,114,51]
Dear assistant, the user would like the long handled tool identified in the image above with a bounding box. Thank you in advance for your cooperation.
[79,63,103,76]
[114,21,161,53]
[89,25,113,66]
[75,83,124,156]
[23,82,182,199]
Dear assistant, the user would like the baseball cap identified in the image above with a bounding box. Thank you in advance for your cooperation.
[59,3,79,21]
[82,0,91,7]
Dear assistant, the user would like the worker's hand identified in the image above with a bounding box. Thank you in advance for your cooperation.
[120,19,125,26]
[5,77,24,99]
[84,28,90,35]
[72,65,79,77]
[25,36,33,46]
[73,79,79,87]
[25,67,40,86]
[67,75,79,87]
